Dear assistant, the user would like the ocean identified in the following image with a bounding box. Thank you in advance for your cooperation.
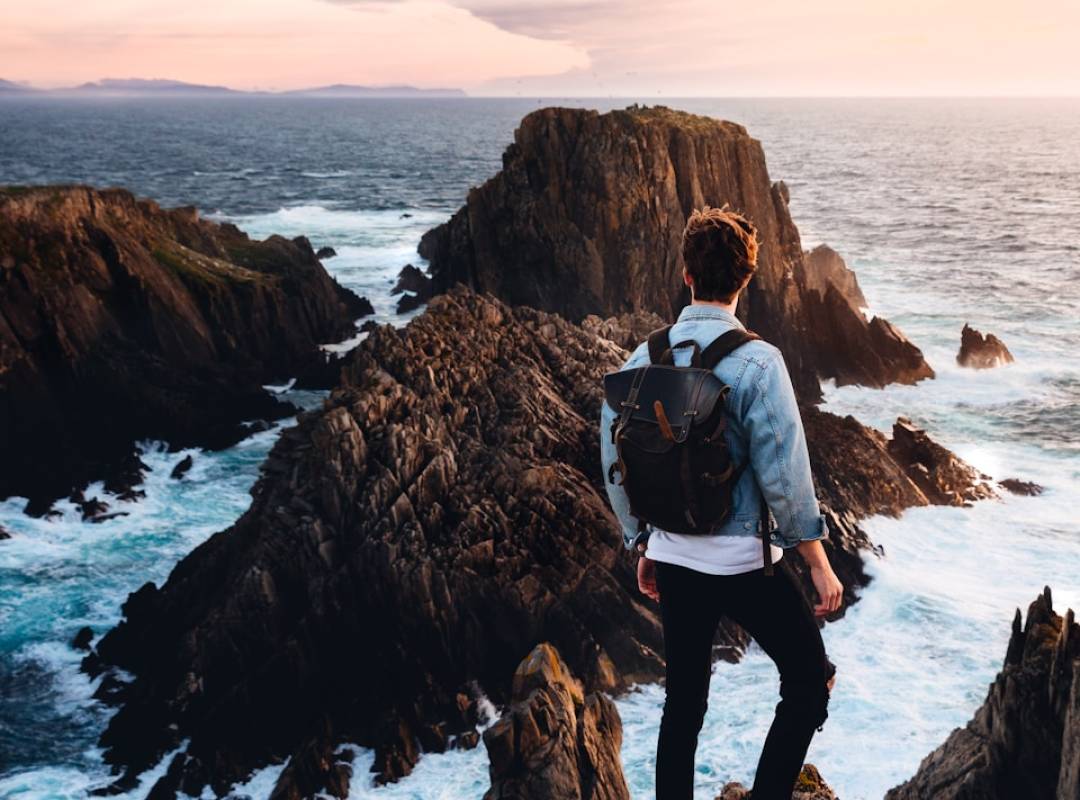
[0,96,1078,800]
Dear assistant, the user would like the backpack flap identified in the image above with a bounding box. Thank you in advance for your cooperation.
[603,365,727,443]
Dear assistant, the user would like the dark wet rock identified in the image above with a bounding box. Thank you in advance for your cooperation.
[887,587,1080,800]
[886,416,996,506]
[484,643,629,800]
[0,186,370,512]
[1000,477,1044,496]
[396,292,425,314]
[391,263,433,298]
[315,246,337,259]
[169,455,194,480]
[0,524,10,540]
[87,289,983,794]
[419,105,932,400]
[957,323,1014,369]
[72,626,94,650]
[803,244,867,308]
[717,764,836,799]
[266,716,351,800]
[359,319,379,333]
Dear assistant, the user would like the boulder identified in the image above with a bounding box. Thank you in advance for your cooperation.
[484,643,629,800]
[803,244,867,308]
[957,323,1014,369]
[0,186,372,512]
[419,105,932,400]
[1000,478,1044,496]
[391,263,433,298]
[169,455,194,480]
[887,587,1080,799]
[315,246,337,259]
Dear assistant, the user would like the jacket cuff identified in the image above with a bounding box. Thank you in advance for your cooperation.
[625,526,651,553]
[773,513,827,549]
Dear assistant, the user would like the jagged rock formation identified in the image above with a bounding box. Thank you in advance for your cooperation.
[957,323,1015,369]
[580,309,668,352]
[484,643,628,800]
[85,289,991,796]
[717,763,837,799]
[886,417,996,506]
[803,243,867,308]
[0,186,371,513]
[418,105,932,400]
[887,588,1080,800]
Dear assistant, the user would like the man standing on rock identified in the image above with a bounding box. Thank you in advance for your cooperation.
[600,207,843,800]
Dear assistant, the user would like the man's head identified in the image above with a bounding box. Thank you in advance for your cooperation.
[680,206,759,303]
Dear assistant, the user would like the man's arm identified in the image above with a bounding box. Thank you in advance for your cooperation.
[743,352,841,614]
[599,397,649,552]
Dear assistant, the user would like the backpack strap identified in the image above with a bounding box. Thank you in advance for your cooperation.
[701,328,761,370]
[647,325,674,365]
[761,493,774,576]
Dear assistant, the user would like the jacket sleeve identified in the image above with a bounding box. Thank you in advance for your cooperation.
[599,352,649,552]
[742,353,827,548]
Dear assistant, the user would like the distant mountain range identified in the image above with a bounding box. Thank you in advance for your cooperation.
[0,78,466,98]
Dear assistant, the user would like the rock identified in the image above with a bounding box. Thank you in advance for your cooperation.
[0,524,10,540]
[957,323,1014,369]
[803,244,867,307]
[315,246,337,259]
[886,416,996,506]
[86,289,982,794]
[1000,477,1044,496]
[0,186,372,512]
[887,587,1080,799]
[396,292,425,314]
[580,310,669,352]
[267,716,351,800]
[717,763,836,799]
[484,643,629,800]
[391,263,433,298]
[419,105,932,400]
[72,626,94,650]
[169,455,194,480]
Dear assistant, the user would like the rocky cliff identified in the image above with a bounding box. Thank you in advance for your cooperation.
[484,643,628,800]
[418,105,932,400]
[887,588,1080,800]
[84,288,992,797]
[957,323,1015,369]
[0,186,371,512]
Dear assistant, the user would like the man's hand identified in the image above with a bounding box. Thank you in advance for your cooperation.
[637,551,660,602]
[810,564,843,617]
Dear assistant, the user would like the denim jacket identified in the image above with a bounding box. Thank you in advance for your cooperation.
[600,303,827,552]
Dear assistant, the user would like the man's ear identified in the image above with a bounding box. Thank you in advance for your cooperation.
[682,268,692,288]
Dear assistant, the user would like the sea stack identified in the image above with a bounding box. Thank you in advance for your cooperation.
[0,186,372,513]
[956,322,1015,368]
[887,588,1080,799]
[419,105,933,400]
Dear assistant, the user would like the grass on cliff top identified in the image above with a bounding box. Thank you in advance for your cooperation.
[153,242,274,290]
[620,104,748,136]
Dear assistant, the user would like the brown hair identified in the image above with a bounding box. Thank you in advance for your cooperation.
[680,206,759,302]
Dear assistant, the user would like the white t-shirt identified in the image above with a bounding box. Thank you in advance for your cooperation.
[645,530,784,575]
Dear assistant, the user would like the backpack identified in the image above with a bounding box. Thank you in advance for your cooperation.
[603,325,774,574]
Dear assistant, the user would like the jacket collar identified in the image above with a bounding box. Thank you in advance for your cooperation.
[674,302,745,329]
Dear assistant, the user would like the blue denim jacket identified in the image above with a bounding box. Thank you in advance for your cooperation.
[600,303,827,552]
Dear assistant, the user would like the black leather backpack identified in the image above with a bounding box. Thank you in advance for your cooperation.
[604,325,774,574]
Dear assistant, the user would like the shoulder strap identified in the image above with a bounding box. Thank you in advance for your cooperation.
[701,329,761,370]
[647,325,674,365]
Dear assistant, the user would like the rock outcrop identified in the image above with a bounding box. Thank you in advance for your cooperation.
[803,243,867,308]
[84,289,990,796]
[717,764,837,799]
[419,105,932,400]
[0,186,371,513]
[886,417,996,506]
[484,643,628,800]
[887,588,1080,800]
[957,323,1015,369]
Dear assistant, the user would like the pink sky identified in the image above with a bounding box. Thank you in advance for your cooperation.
[2,0,1079,95]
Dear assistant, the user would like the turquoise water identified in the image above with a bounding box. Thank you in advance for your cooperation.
[1,98,1078,799]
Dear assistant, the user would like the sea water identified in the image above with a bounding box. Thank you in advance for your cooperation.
[0,97,1077,799]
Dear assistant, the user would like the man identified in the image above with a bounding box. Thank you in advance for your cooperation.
[599,206,843,800]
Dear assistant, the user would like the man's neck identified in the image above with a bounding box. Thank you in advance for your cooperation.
[690,298,738,315]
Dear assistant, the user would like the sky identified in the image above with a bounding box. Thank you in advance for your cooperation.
[2,0,1079,96]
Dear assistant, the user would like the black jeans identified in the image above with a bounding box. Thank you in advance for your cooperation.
[654,559,833,800]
